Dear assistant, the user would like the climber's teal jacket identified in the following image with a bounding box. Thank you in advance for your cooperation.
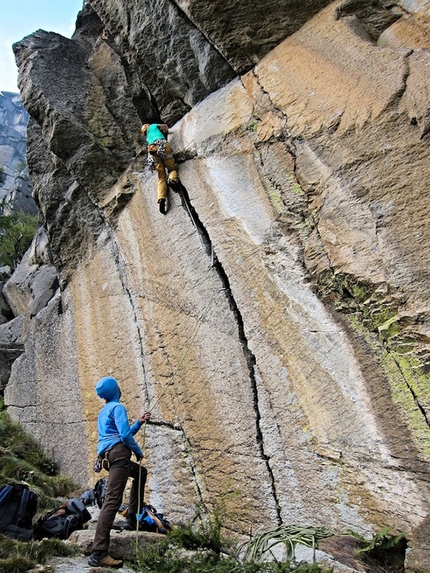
[146,124,166,145]
[96,376,143,458]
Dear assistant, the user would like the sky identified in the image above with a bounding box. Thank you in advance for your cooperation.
[0,0,84,93]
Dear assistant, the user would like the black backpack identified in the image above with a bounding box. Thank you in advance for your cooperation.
[33,497,91,540]
[80,488,95,507]
[94,477,108,509]
[0,483,38,541]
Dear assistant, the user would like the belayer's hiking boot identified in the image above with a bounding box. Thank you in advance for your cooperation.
[158,198,167,214]
[122,516,138,531]
[88,550,123,568]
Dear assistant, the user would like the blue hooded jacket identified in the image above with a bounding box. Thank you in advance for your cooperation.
[96,376,143,458]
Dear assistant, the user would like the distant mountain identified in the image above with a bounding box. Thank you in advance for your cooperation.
[0,91,37,215]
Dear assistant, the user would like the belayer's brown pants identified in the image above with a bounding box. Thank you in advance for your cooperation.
[92,443,147,553]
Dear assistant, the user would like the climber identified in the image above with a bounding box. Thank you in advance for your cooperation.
[141,122,179,215]
[88,376,151,569]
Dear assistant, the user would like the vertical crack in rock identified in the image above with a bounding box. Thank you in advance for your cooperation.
[386,48,412,111]
[170,0,238,75]
[391,355,430,429]
[248,70,285,118]
[124,285,150,400]
[151,419,206,511]
[176,183,282,523]
[92,29,160,124]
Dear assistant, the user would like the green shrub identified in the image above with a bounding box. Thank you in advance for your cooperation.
[348,526,406,556]
[0,213,39,270]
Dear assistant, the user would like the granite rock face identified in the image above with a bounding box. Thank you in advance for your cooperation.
[3,0,430,570]
[0,91,36,214]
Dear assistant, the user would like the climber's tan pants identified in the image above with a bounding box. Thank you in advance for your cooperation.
[153,142,178,200]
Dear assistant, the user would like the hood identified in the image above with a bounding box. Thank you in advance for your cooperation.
[96,376,121,402]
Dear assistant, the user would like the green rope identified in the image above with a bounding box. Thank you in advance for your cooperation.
[239,524,333,563]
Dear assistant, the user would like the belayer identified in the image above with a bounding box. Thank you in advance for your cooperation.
[88,376,151,568]
[141,123,179,215]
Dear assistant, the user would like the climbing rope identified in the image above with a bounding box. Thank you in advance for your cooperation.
[133,178,220,554]
[239,524,333,564]
[134,277,217,553]
[152,278,217,411]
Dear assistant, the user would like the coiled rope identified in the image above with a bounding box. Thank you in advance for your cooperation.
[239,524,333,564]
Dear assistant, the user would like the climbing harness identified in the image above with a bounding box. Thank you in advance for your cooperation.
[147,138,174,170]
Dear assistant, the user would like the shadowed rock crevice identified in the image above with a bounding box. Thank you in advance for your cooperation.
[335,0,404,42]
[150,419,207,512]
[88,0,237,124]
[75,5,160,124]
[174,181,282,523]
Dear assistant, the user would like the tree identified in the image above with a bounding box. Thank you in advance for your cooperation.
[0,213,39,270]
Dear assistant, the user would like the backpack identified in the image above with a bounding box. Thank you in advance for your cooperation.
[80,488,95,507]
[137,504,171,534]
[0,483,38,541]
[94,477,108,509]
[33,497,91,540]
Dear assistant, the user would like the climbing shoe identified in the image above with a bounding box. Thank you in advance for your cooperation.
[122,516,138,531]
[158,198,167,214]
[88,550,123,568]
[168,178,180,191]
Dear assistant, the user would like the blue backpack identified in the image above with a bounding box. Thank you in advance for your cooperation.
[0,483,38,541]
[137,504,171,534]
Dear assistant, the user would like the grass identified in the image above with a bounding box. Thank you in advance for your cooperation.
[0,402,80,572]
[0,536,78,573]
[347,527,407,572]
[0,405,77,510]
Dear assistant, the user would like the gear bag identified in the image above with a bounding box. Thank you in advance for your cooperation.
[0,483,38,541]
[137,503,171,534]
[33,497,91,540]
[94,477,108,509]
[80,488,95,507]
